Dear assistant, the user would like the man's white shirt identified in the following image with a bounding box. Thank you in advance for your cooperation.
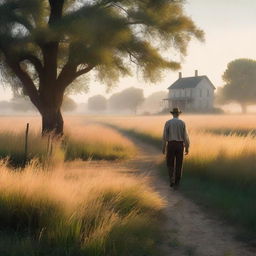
[163,118,190,149]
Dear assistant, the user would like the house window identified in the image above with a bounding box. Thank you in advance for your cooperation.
[207,89,210,97]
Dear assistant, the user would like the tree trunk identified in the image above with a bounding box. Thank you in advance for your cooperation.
[241,104,247,114]
[41,108,64,136]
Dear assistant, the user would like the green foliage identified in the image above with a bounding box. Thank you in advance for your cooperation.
[0,0,203,133]
[220,59,256,111]
[0,0,203,90]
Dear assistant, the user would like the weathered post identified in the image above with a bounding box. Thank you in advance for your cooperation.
[24,123,29,167]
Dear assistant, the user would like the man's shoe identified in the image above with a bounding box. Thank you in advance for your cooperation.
[170,182,175,187]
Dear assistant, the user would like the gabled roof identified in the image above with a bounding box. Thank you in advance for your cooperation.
[168,76,216,90]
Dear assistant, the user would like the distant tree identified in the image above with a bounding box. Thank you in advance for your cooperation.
[62,96,77,112]
[0,0,203,135]
[109,87,144,113]
[11,96,36,112]
[141,91,167,113]
[0,100,11,111]
[88,95,107,111]
[220,59,256,113]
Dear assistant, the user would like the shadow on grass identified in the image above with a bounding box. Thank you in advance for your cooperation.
[205,128,256,137]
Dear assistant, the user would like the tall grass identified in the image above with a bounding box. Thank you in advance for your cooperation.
[0,118,135,165]
[64,124,135,161]
[0,160,165,256]
[103,115,256,242]
[0,131,64,167]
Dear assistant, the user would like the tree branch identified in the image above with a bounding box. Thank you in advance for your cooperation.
[5,55,42,113]
[57,62,77,90]
[75,65,95,77]
[111,3,129,15]
[57,62,94,91]
[19,54,43,79]
[126,21,145,25]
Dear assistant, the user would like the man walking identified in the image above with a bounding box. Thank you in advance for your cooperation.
[162,108,190,189]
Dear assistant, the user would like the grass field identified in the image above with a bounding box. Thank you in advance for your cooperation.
[0,160,165,256]
[0,116,135,165]
[0,116,164,255]
[101,114,256,243]
[1,114,256,253]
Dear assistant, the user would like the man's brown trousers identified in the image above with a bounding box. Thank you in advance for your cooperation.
[166,141,184,187]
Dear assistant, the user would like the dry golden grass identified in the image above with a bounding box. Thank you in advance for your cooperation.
[99,114,256,238]
[94,114,256,133]
[96,114,256,159]
[0,116,135,163]
[1,114,256,245]
[0,159,165,255]
[0,116,163,255]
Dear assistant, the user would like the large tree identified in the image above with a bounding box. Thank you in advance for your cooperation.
[220,59,256,113]
[0,0,203,135]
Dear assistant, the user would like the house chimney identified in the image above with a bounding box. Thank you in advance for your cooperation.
[179,72,182,79]
[195,70,198,77]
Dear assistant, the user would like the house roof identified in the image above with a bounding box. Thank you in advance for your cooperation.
[168,76,216,90]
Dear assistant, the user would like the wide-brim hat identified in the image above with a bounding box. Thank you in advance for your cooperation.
[170,107,182,114]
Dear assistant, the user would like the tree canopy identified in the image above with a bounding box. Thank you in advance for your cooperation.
[0,0,203,134]
[220,59,256,113]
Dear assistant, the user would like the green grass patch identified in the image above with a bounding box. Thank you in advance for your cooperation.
[205,128,256,137]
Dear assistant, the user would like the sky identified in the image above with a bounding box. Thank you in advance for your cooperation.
[0,0,256,103]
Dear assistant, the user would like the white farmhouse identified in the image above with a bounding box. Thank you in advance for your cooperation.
[163,71,216,112]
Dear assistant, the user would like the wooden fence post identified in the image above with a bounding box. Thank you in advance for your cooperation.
[24,123,29,167]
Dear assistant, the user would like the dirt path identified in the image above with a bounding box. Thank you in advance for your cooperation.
[80,136,255,256]
[129,138,256,256]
